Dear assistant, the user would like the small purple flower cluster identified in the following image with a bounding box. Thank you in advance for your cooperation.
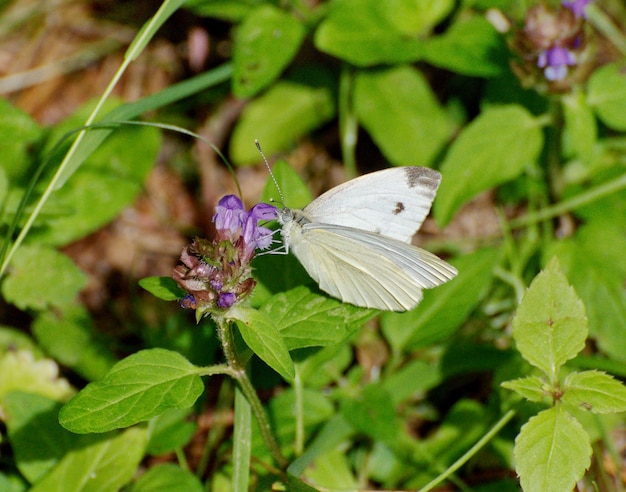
[512,0,593,89]
[172,196,277,315]
[537,0,591,81]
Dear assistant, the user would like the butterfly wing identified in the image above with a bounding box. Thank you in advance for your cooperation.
[288,222,457,311]
[302,167,441,243]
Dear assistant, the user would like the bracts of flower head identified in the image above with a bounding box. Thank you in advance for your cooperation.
[510,0,595,92]
[172,195,277,318]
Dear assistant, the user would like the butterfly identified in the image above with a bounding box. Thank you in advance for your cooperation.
[274,166,457,311]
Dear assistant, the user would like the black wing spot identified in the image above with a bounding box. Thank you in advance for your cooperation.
[393,202,405,215]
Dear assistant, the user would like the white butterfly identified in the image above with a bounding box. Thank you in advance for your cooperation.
[275,166,457,311]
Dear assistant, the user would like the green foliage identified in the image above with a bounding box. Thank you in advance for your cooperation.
[435,104,544,226]
[59,349,204,433]
[502,258,626,491]
[587,62,626,131]
[230,78,335,165]
[354,65,454,167]
[1,245,87,310]
[233,5,306,98]
[232,306,295,382]
[2,0,626,490]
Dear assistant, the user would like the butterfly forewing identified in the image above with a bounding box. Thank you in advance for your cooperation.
[302,167,441,243]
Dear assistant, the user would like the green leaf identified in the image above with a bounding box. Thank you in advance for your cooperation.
[233,5,306,98]
[286,473,323,492]
[382,359,443,404]
[314,0,425,66]
[260,159,313,209]
[382,248,500,352]
[512,257,587,379]
[1,245,87,310]
[185,0,260,22]
[145,408,196,456]
[420,399,488,469]
[32,304,117,381]
[501,376,548,403]
[30,426,147,492]
[422,16,507,76]
[561,90,597,162]
[139,276,186,301]
[126,463,203,492]
[230,78,335,165]
[544,222,626,362]
[59,348,204,433]
[562,370,626,414]
[587,63,626,131]
[3,393,86,483]
[230,306,295,382]
[354,65,453,167]
[261,285,377,350]
[0,98,42,184]
[434,105,543,226]
[0,166,7,206]
[305,449,358,490]
[340,385,402,449]
[34,116,161,246]
[514,406,591,492]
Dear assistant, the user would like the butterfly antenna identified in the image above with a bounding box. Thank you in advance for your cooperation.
[256,140,284,205]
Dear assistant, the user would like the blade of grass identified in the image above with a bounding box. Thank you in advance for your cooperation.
[233,387,252,492]
[0,62,232,276]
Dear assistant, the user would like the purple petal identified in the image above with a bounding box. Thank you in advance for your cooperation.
[213,195,246,233]
[217,292,236,309]
[249,202,278,222]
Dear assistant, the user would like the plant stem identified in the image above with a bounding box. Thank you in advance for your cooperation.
[508,172,626,229]
[215,316,287,468]
[418,409,516,492]
[339,65,358,180]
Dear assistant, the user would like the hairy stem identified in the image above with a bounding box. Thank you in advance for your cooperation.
[215,316,287,468]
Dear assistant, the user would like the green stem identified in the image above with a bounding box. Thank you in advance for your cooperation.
[215,317,287,468]
[294,366,305,456]
[508,172,626,229]
[587,3,626,57]
[339,65,358,180]
[418,409,516,492]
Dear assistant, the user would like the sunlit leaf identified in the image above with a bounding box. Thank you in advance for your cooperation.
[231,306,295,381]
[512,257,587,378]
[562,370,626,413]
[435,105,543,226]
[233,5,306,98]
[59,349,203,433]
[354,65,453,167]
[515,406,591,492]
[1,245,87,310]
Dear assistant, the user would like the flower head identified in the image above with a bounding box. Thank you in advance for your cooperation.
[537,46,577,81]
[173,196,277,317]
[511,2,594,92]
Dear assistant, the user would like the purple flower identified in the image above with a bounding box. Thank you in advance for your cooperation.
[217,292,236,309]
[173,197,277,315]
[537,46,576,80]
[242,203,277,256]
[213,195,246,234]
[562,0,592,19]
